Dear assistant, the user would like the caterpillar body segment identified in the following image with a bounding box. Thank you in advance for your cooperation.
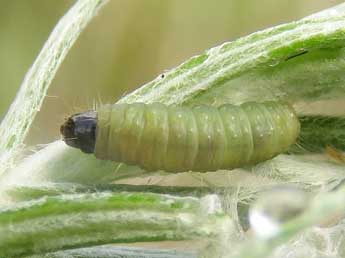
[90,101,300,172]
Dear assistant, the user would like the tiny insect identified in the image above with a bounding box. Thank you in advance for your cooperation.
[60,101,300,172]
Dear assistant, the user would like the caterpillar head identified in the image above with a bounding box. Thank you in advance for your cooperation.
[60,111,97,153]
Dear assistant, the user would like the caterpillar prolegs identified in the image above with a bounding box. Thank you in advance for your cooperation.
[61,102,300,172]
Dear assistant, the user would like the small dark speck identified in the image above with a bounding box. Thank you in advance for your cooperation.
[285,50,308,61]
[160,74,165,79]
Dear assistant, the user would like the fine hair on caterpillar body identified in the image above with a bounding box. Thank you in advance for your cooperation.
[61,101,300,172]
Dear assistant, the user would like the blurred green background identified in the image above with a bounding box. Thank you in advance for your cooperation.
[0,0,343,145]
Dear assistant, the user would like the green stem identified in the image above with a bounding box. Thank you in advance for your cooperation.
[27,245,197,258]
[119,11,345,106]
[4,183,226,202]
[0,192,230,257]
[0,0,109,175]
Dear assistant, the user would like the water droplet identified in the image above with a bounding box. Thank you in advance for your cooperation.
[249,186,309,238]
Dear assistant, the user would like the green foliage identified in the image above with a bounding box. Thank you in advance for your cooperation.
[1,1,345,258]
[0,192,230,257]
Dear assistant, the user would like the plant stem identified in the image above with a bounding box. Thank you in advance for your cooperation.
[27,245,197,258]
[0,192,230,257]
[4,183,226,202]
[119,9,345,106]
[0,0,109,175]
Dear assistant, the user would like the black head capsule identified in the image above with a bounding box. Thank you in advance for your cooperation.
[60,111,97,154]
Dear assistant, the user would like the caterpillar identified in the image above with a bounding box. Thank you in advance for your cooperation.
[60,101,300,172]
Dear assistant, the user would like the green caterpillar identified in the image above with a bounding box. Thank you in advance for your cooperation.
[61,101,300,172]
